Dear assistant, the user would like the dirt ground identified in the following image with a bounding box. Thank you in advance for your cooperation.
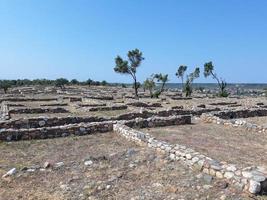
[144,120,267,168]
[0,132,257,200]
[240,116,267,125]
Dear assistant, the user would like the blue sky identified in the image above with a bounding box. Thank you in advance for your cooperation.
[0,0,266,83]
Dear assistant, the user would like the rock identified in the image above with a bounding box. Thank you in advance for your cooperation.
[248,180,261,194]
[60,184,71,192]
[203,174,213,184]
[226,165,237,172]
[169,153,176,160]
[126,148,137,157]
[54,162,64,168]
[216,171,224,179]
[84,160,93,166]
[203,185,212,190]
[224,172,234,179]
[242,171,253,178]
[220,194,227,200]
[2,168,16,178]
[38,120,46,126]
[27,168,36,172]
[43,161,51,169]
[106,185,111,190]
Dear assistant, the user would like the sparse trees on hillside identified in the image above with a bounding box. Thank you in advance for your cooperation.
[114,49,144,98]
[176,65,187,91]
[204,62,228,97]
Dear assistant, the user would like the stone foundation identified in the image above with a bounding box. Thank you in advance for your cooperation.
[9,107,69,114]
[87,105,127,112]
[0,108,219,129]
[201,113,267,133]
[0,115,191,141]
[214,109,267,119]
[113,124,267,195]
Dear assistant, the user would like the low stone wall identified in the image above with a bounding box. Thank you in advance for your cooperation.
[0,102,10,120]
[210,102,237,106]
[127,102,162,108]
[201,113,267,133]
[0,108,218,129]
[123,115,191,129]
[114,124,267,195]
[83,95,113,101]
[214,109,267,119]
[0,97,58,103]
[78,103,106,107]
[0,115,191,141]
[87,105,127,112]
[8,107,69,114]
[0,121,114,141]
[40,103,68,107]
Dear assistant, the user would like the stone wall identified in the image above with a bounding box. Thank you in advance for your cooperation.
[0,102,10,120]
[201,113,267,133]
[214,109,267,119]
[0,108,218,129]
[0,121,114,141]
[87,105,127,112]
[8,107,69,114]
[0,115,191,141]
[114,124,267,195]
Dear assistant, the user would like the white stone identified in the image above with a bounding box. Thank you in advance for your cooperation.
[2,168,16,178]
[248,180,261,194]
[224,172,234,179]
[84,160,93,166]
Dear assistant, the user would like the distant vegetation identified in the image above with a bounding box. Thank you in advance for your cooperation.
[0,78,110,93]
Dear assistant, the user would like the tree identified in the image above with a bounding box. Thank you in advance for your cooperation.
[101,80,108,86]
[55,78,69,89]
[0,80,11,94]
[143,77,156,98]
[184,67,200,97]
[143,73,168,98]
[70,79,79,85]
[176,65,187,91]
[154,73,169,95]
[204,62,228,97]
[86,79,93,87]
[114,49,144,98]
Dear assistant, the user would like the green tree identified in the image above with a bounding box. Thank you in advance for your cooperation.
[154,73,169,94]
[0,80,11,94]
[101,80,108,86]
[143,73,168,98]
[143,77,156,98]
[114,49,144,98]
[55,78,69,89]
[184,67,200,97]
[70,79,79,85]
[175,65,187,90]
[204,62,228,97]
[86,79,93,87]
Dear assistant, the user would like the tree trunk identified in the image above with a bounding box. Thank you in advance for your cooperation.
[134,79,138,98]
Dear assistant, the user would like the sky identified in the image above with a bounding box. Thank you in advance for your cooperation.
[0,0,266,83]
